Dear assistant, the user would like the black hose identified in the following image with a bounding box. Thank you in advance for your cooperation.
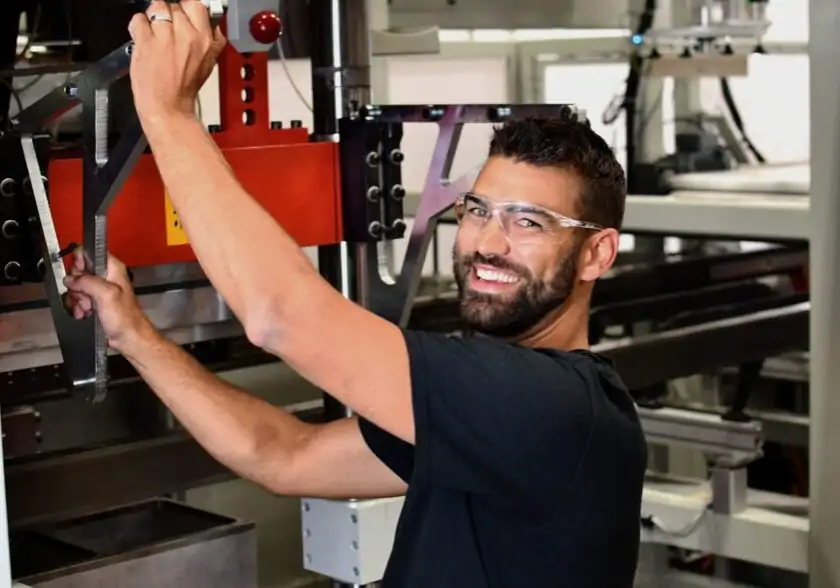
[720,77,766,163]
[623,0,658,191]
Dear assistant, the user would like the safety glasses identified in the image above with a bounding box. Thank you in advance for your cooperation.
[453,192,603,245]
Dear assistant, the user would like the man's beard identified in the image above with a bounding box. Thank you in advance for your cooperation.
[452,243,580,339]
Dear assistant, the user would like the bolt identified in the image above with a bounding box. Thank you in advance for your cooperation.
[125,42,135,56]
[351,513,358,523]
[366,186,381,202]
[64,83,78,98]
[303,502,310,512]
[1,220,19,239]
[390,184,406,200]
[4,261,21,281]
[0,178,16,197]
[353,567,359,576]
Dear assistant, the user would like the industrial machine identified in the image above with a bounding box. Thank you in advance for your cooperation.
[0,0,830,587]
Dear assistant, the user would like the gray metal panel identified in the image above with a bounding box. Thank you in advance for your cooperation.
[0,286,241,373]
[807,1,840,587]
[623,192,810,240]
[388,0,632,29]
[668,164,810,195]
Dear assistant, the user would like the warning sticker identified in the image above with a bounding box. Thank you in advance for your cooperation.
[164,190,189,246]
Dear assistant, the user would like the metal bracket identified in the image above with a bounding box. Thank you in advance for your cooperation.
[13,42,146,401]
[638,405,764,467]
[301,497,404,584]
[346,104,584,326]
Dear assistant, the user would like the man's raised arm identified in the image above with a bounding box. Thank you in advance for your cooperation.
[124,1,416,443]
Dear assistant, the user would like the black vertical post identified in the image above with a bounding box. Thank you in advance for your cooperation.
[308,4,372,417]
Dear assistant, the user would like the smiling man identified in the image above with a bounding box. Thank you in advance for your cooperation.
[63,2,647,586]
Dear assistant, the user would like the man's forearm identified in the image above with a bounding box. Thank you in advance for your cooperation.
[121,324,313,493]
[140,113,321,345]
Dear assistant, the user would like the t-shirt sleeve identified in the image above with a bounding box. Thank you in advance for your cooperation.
[358,416,415,484]
[404,329,594,510]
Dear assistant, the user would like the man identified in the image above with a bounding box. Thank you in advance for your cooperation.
[64,1,647,586]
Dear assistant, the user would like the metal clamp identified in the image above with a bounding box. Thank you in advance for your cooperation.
[13,42,147,402]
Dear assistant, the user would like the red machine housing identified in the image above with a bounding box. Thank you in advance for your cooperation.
[46,36,343,268]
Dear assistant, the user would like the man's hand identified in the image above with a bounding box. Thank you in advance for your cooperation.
[128,0,226,124]
[64,250,156,354]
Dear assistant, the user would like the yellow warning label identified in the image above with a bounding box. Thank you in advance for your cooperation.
[164,190,189,246]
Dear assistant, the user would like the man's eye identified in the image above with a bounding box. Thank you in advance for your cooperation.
[514,217,542,229]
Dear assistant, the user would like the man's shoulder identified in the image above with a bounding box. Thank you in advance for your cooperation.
[404,329,629,398]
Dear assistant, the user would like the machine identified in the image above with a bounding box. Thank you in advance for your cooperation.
[0,0,830,587]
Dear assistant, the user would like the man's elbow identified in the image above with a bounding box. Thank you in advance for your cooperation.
[246,422,314,496]
[242,298,286,353]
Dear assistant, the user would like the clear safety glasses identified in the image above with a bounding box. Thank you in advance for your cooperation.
[453,192,603,245]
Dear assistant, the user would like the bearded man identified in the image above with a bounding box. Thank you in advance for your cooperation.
[65,2,647,586]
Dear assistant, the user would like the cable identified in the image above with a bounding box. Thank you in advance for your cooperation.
[275,38,311,112]
[719,77,766,163]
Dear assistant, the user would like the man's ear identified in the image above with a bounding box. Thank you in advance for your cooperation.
[577,228,620,283]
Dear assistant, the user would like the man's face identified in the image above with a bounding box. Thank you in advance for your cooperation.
[452,156,587,338]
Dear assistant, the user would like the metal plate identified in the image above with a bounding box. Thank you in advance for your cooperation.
[0,286,241,373]
[388,0,632,29]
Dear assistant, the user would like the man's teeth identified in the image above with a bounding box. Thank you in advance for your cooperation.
[475,268,519,283]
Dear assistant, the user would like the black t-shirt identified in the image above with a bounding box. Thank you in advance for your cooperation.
[358,329,647,588]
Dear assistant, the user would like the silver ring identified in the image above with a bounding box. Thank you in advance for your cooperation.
[149,13,173,23]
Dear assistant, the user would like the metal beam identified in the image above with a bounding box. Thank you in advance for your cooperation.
[594,303,809,390]
[808,1,840,586]
[623,192,810,242]
[638,406,762,465]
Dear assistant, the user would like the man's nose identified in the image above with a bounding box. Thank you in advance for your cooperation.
[476,217,511,257]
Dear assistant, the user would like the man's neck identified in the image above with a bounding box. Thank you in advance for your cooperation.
[515,292,591,351]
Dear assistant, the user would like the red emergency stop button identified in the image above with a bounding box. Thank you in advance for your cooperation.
[249,11,282,45]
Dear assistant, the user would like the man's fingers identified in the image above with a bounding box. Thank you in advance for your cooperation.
[210,26,227,56]
[168,2,193,32]
[128,13,153,44]
[146,0,174,36]
[180,0,212,35]
[72,247,86,273]
[66,291,93,314]
[105,254,133,290]
[64,273,120,305]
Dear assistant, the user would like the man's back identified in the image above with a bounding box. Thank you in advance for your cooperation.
[359,330,647,587]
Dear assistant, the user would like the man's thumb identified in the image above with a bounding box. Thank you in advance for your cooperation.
[64,274,118,302]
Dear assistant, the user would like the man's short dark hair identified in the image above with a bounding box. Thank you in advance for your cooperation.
[487,117,626,230]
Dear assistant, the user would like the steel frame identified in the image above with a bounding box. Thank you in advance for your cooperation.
[807,1,840,585]
[14,42,143,403]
